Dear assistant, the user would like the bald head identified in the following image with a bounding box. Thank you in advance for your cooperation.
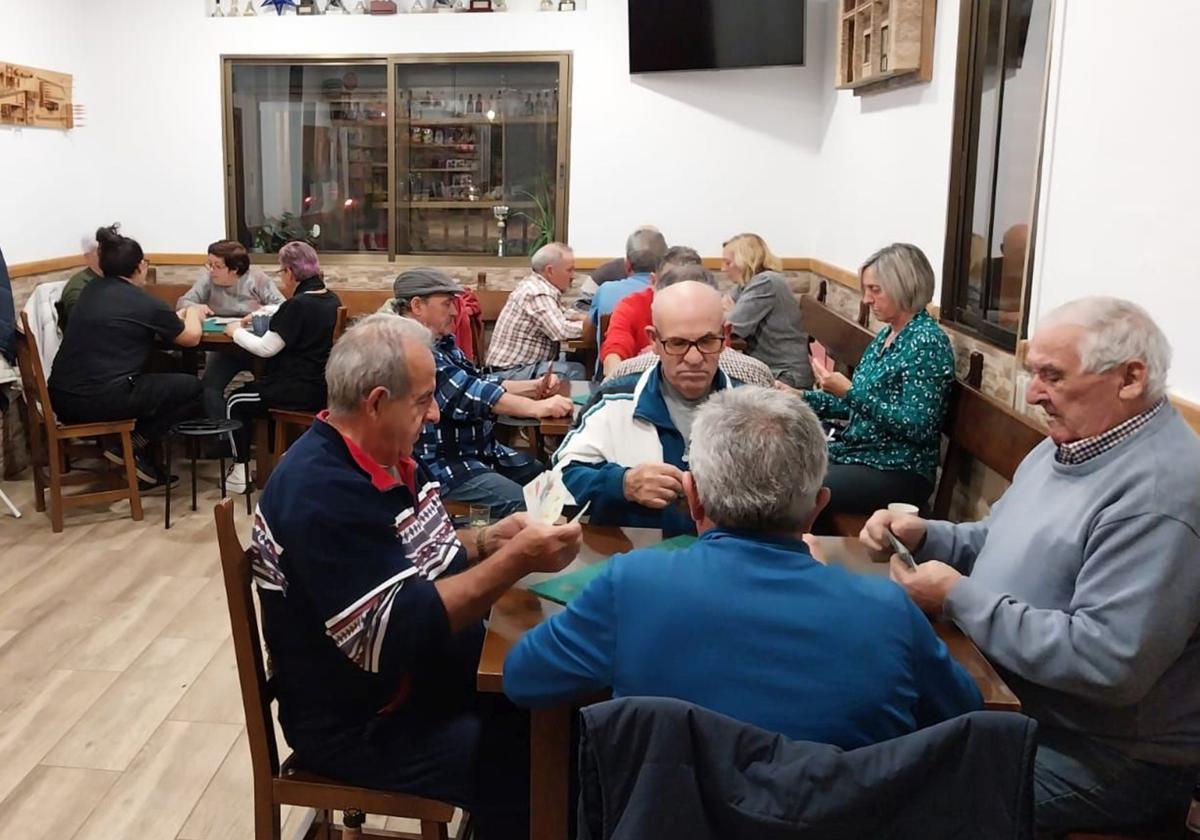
[648,281,727,400]
[652,281,724,334]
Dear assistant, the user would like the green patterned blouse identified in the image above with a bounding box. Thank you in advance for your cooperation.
[804,310,955,482]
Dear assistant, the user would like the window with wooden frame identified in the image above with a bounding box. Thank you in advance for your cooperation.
[941,0,1053,349]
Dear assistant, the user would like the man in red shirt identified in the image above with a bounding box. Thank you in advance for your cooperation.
[599,246,704,378]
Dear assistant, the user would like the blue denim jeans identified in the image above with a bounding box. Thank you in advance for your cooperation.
[442,461,546,519]
[1034,726,1198,835]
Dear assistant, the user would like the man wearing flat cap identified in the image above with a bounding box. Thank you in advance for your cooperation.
[385,268,574,515]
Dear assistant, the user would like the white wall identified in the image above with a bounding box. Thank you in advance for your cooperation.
[1030,0,1200,401]
[2,0,963,277]
[805,0,961,279]
[0,0,99,263]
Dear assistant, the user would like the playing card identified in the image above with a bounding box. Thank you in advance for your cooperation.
[523,470,568,525]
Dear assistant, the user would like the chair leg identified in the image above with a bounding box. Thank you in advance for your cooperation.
[252,798,281,840]
[273,419,286,472]
[190,436,199,512]
[47,436,65,533]
[121,431,144,522]
[164,433,173,530]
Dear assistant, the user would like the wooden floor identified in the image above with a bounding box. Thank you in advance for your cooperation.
[0,469,461,840]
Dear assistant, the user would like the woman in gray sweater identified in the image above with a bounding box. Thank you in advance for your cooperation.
[721,233,812,389]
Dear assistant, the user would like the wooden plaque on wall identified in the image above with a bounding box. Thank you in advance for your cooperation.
[0,62,74,129]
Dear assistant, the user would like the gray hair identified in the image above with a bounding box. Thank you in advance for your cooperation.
[326,313,432,416]
[625,226,668,273]
[688,387,828,531]
[657,263,717,290]
[1039,296,1172,401]
[661,245,703,270]
[861,243,936,313]
[531,242,573,275]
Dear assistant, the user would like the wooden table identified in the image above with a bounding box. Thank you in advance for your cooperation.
[477,527,1019,840]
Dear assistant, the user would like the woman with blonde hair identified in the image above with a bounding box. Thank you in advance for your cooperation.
[722,233,812,389]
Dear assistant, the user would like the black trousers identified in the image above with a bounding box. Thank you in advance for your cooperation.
[812,462,933,535]
[291,695,530,840]
[52,373,202,445]
[225,384,271,464]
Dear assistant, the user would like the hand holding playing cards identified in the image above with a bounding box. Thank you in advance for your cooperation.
[535,373,561,399]
[535,395,574,419]
[811,357,852,398]
[623,463,685,509]
[510,521,583,574]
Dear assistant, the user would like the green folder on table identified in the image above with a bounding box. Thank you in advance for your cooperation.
[529,534,697,605]
[202,318,229,333]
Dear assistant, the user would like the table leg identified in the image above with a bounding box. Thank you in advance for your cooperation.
[164,434,172,530]
[529,706,570,840]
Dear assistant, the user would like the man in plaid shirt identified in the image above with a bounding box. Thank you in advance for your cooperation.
[486,242,587,381]
[391,268,574,516]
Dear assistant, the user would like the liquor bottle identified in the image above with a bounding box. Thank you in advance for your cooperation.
[523,92,534,116]
[474,93,483,114]
[465,94,474,116]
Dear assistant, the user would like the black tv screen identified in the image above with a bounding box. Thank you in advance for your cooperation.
[628,0,807,73]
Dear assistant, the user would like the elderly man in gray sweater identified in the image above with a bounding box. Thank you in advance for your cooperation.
[862,296,1200,836]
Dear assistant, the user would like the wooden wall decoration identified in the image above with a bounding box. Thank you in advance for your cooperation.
[836,0,936,96]
[0,62,75,129]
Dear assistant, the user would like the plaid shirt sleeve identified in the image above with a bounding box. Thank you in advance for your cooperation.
[528,290,584,342]
[434,351,504,422]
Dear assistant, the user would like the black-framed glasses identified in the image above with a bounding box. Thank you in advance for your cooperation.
[657,334,724,357]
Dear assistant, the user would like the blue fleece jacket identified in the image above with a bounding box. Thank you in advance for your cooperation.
[504,529,983,749]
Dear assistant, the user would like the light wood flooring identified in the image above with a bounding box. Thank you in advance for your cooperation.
[0,468,462,840]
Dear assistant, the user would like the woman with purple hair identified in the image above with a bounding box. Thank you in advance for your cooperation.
[223,241,341,493]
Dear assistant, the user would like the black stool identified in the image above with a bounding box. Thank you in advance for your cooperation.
[165,418,247,529]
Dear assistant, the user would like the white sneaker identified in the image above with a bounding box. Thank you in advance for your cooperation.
[225,463,250,495]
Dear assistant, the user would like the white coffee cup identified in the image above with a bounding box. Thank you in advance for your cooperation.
[887,502,920,517]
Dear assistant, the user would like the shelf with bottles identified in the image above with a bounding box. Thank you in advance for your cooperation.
[401,87,559,123]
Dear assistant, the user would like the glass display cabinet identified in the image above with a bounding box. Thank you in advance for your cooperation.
[222,53,570,260]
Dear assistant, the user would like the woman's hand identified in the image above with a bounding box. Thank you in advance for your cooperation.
[811,357,852,398]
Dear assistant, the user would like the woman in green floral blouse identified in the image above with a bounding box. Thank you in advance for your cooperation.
[799,243,956,534]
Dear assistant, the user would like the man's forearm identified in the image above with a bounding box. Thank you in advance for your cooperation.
[494,392,541,419]
[435,545,529,632]
[602,354,622,377]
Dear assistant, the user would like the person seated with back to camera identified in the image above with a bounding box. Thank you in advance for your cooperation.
[47,224,203,487]
[553,281,736,536]
[57,231,103,331]
[386,266,574,517]
[176,239,285,422]
[222,241,341,494]
[506,385,982,748]
[786,243,956,535]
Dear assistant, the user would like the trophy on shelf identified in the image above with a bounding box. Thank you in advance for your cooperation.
[493,205,510,258]
[466,0,492,8]
[558,0,576,8]
[297,0,321,13]
[369,0,398,11]
[325,0,349,10]
[539,0,553,9]
[211,0,225,16]
[410,0,429,10]
[243,0,258,14]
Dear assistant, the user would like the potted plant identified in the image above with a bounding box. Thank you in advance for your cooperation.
[511,178,555,256]
[251,212,321,254]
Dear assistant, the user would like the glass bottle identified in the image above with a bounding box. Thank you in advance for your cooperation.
[474,93,483,114]
[465,94,474,116]
[523,92,534,116]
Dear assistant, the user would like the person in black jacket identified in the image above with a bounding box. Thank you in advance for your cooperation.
[48,225,204,485]
[222,241,341,493]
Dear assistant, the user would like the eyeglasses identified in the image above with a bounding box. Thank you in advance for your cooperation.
[656,334,724,356]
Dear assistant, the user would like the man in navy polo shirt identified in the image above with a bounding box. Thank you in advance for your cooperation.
[251,313,581,839]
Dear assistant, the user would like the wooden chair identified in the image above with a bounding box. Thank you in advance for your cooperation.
[214,498,457,840]
[15,313,143,532]
[333,305,349,343]
[269,409,316,469]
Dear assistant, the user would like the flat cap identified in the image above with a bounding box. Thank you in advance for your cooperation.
[393,267,463,300]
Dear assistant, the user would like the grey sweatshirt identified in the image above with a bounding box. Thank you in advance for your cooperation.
[727,271,813,389]
[177,267,284,317]
[921,405,1200,765]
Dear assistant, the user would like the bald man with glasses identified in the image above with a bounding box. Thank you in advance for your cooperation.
[553,281,734,535]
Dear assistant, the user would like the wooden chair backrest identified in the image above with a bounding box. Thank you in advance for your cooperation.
[214,498,282,783]
[475,288,510,324]
[332,306,348,342]
[334,289,391,320]
[16,312,56,434]
[599,313,611,340]
[142,283,192,310]
[800,294,875,374]
[932,383,1047,518]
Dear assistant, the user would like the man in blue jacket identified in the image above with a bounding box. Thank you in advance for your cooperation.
[508,386,982,749]
[553,281,733,535]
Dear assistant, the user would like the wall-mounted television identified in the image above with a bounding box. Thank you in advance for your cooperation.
[628,0,807,74]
